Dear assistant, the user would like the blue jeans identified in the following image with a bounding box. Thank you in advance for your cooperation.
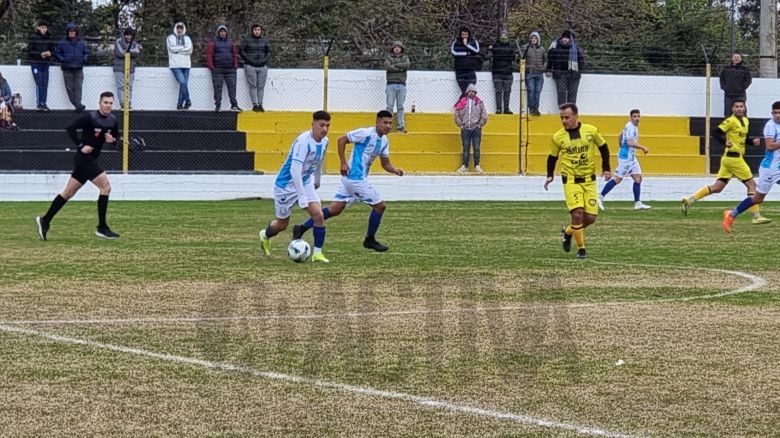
[31,63,50,106]
[171,68,190,106]
[386,83,407,129]
[526,72,544,112]
[461,127,482,166]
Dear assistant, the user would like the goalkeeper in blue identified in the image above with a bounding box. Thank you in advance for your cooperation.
[259,111,331,262]
[292,110,404,252]
[597,109,651,211]
[723,101,780,233]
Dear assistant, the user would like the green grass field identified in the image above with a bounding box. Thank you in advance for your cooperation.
[2,200,779,437]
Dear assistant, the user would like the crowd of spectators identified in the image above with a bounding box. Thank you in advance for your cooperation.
[15,21,753,121]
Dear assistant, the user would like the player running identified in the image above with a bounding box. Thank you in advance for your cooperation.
[544,103,612,259]
[723,101,780,232]
[598,109,651,210]
[259,111,331,262]
[682,99,771,224]
[292,110,404,252]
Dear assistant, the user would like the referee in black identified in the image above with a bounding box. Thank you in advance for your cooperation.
[36,91,120,240]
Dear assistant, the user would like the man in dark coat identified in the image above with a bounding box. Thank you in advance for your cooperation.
[54,22,88,112]
[451,26,481,96]
[27,20,56,111]
[546,30,584,106]
[719,52,752,117]
[488,29,517,114]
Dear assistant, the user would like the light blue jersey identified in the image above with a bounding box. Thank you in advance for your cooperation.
[618,121,639,161]
[275,130,328,189]
[761,119,780,170]
[346,127,390,180]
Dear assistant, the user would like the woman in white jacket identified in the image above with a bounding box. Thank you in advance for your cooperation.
[167,22,193,109]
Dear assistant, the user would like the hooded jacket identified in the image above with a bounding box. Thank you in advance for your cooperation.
[207,25,239,70]
[385,41,410,85]
[454,84,488,130]
[54,23,88,70]
[489,37,516,77]
[166,22,193,69]
[113,32,141,73]
[520,32,547,72]
[27,27,56,64]
[719,61,752,96]
[239,25,271,67]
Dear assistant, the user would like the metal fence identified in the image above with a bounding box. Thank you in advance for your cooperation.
[3,37,773,176]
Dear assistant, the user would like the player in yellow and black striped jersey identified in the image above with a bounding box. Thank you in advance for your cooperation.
[544,103,612,259]
[681,99,771,224]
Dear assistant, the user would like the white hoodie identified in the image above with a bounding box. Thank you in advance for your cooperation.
[166,22,193,68]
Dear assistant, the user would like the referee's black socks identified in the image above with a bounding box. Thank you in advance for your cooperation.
[98,194,109,228]
[43,195,67,223]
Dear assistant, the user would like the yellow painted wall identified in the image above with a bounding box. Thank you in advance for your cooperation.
[238,112,705,175]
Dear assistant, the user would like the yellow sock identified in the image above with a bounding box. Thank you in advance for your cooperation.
[692,186,711,201]
[748,193,761,215]
[564,225,574,235]
[571,224,585,249]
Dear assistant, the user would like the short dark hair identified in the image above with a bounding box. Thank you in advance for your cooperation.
[630,109,640,116]
[376,110,393,119]
[732,99,745,107]
[100,91,114,100]
[38,20,49,27]
[772,101,780,111]
[312,110,331,121]
[559,103,578,115]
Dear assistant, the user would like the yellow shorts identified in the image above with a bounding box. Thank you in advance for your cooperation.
[564,180,599,215]
[717,156,754,182]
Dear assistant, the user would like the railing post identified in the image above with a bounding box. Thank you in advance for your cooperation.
[122,51,131,173]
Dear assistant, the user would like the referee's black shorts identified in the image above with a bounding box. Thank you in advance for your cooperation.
[71,153,105,184]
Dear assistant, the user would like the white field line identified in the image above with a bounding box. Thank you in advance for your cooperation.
[0,322,636,438]
[0,261,767,327]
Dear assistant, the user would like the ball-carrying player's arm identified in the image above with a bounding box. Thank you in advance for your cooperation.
[337,135,350,176]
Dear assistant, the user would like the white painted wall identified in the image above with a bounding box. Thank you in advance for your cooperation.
[3,64,779,116]
[0,173,767,202]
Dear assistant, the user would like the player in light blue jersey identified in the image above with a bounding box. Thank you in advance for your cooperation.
[259,111,332,262]
[598,109,651,210]
[292,110,404,252]
[723,101,780,233]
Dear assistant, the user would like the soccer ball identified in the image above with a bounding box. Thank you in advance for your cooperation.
[287,239,311,262]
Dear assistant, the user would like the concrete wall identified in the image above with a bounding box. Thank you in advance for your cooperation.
[3,65,780,116]
[0,173,760,202]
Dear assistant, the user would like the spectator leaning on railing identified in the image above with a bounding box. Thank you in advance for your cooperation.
[54,22,88,112]
[239,24,271,112]
[26,20,55,112]
[113,28,140,110]
[167,22,193,110]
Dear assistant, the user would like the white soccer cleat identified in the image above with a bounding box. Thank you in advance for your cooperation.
[597,195,605,211]
[474,165,484,174]
[456,165,467,173]
[634,201,652,210]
